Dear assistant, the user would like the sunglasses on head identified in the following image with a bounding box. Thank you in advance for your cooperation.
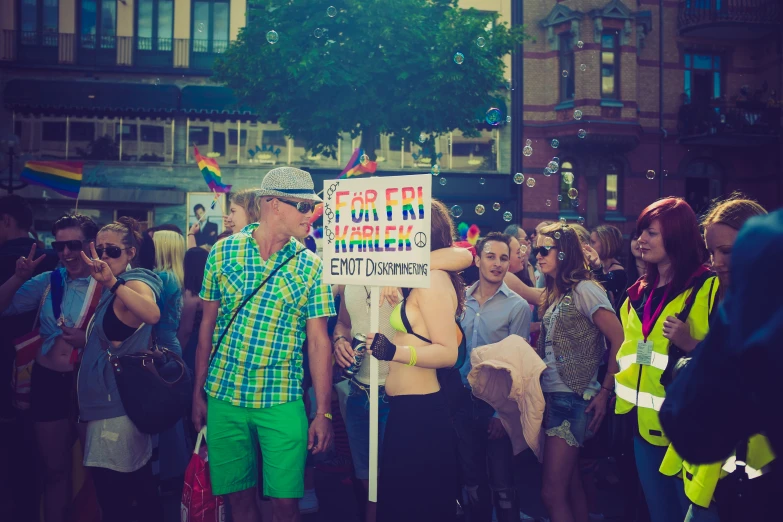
[96,246,129,259]
[532,246,555,258]
[273,198,315,214]
[52,240,84,252]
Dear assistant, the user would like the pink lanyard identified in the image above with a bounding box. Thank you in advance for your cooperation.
[641,276,670,341]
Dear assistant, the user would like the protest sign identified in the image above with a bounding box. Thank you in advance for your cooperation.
[323,174,432,288]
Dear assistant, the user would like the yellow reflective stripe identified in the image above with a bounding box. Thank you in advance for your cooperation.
[614,382,665,411]
[722,456,770,479]
[617,352,670,372]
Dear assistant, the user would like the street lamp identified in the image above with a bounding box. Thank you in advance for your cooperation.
[0,134,27,194]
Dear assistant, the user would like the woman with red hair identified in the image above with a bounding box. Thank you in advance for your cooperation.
[613,198,720,522]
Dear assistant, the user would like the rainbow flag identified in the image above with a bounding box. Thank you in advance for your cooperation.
[338,148,377,179]
[20,161,83,198]
[194,146,231,193]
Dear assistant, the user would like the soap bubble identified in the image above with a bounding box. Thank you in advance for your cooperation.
[558,252,565,261]
[559,217,567,224]
[646,169,656,180]
[543,168,552,177]
[476,37,486,48]
[154,78,160,85]
[418,133,426,143]
[554,231,561,239]
[327,6,337,17]
[430,164,440,176]
[197,23,205,32]
[506,115,511,123]
[557,195,563,202]
[266,30,279,44]
[579,64,587,72]
[526,139,532,146]
[450,205,463,218]
[479,177,486,185]
[577,41,584,49]
[561,70,569,78]
[568,187,579,199]
[577,129,587,139]
[314,28,324,38]
[523,145,533,156]
[454,52,465,65]
[485,108,503,126]
[547,160,559,172]
[551,139,559,148]
[360,154,369,166]
[571,199,579,208]
[474,204,485,216]
[573,110,583,120]
[577,216,586,225]
[520,245,528,254]
[563,295,573,305]
[503,211,513,222]
[526,177,536,188]
[563,172,574,185]
[513,173,524,184]
[439,177,447,186]
[545,199,552,207]
[492,202,501,211]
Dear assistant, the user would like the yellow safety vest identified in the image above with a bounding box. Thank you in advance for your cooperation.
[615,276,719,446]
[660,435,776,508]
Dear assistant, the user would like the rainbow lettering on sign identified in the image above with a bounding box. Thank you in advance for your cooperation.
[335,190,380,224]
[333,225,414,253]
[385,187,425,221]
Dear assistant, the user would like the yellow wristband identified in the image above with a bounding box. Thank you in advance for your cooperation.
[407,346,417,367]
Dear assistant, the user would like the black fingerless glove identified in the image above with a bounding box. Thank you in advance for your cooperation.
[370,333,397,361]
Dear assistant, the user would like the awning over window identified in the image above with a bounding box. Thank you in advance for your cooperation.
[180,85,255,115]
[3,79,180,114]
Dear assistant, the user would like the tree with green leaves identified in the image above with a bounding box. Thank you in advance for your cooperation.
[214,0,527,163]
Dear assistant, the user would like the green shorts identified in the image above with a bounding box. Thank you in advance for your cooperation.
[206,396,308,498]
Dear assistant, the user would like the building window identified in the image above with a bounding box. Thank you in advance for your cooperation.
[684,53,721,104]
[601,31,619,99]
[80,0,117,49]
[559,161,575,211]
[262,130,287,147]
[70,121,96,141]
[228,129,248,146]
[189,126,210,146]
[141,124,165,143]
[20,0,59,46]
[193,0,230,54]
[42,121,66,141]
[559,33,575,102]
[137,0,174,51]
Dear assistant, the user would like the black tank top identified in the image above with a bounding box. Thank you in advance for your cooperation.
[103,298,138,342]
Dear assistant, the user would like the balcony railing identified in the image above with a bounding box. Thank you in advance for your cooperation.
[0,30,229,72]
[678,101,781,144]
[679,0,781,36]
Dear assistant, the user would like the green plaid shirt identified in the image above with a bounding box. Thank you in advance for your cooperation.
[200,225,334,408]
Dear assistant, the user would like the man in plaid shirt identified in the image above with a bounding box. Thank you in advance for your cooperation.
[192,167,335,522]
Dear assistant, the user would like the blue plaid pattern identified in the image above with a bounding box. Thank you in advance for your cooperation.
[200,225,335,408]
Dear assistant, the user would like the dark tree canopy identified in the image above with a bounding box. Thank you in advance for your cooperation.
[214,0,528,161]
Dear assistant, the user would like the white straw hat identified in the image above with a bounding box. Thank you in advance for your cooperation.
[257,167,322,202]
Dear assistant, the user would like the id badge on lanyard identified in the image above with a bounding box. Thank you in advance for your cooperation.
[638,276,670,366]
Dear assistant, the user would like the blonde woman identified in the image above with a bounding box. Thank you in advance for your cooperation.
[225,189,261,233]
[152,231,185,353]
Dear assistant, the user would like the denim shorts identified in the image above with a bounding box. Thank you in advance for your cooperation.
[344,379,391,480]
[543,392,594,448]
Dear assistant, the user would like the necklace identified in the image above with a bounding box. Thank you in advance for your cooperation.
[363,286,371,314]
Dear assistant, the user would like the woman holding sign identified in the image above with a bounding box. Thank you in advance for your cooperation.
[366,199,465,522]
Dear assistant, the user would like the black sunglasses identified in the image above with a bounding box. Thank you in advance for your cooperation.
[532,246,555,258]
[96,246,129,259]
[273,198,315,214]
[52,240,84,252]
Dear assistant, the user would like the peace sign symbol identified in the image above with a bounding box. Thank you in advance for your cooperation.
[414,232,427,248]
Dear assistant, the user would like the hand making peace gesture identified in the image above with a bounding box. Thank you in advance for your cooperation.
[15,244,47,282]
[79,242,117,287]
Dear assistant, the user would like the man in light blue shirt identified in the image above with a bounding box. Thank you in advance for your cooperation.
[456,232,531,522]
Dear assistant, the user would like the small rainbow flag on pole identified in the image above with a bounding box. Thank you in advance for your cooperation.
[194,146,232,193]
[338,148,377,179]
[20,161,83,199]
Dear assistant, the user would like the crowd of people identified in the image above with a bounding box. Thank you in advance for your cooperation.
[0,166,779,522]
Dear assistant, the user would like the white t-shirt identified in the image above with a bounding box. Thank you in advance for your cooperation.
[541,281,613,397]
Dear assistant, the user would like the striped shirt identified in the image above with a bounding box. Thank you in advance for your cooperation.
[200,225,334,408]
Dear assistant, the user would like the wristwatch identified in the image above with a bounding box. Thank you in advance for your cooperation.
[110,277,126,294]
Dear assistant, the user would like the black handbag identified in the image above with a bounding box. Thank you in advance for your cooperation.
[109,342,193,434]
[714,439,779,521]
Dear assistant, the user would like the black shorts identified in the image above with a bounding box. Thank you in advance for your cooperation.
[30,363,74,422]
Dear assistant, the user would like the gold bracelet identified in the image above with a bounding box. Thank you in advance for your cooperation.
[407,346,417,367]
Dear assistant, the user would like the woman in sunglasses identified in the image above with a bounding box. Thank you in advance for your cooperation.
[0,213,99,522]
[77,217,164,522]
[533,223,624,522]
